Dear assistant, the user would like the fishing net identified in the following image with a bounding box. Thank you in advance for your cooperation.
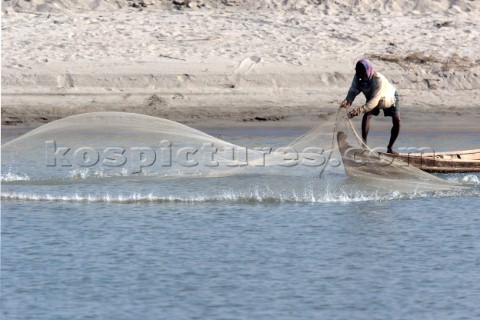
[1,111,333,180]
[1,110,460,194]
[333,109,457,191]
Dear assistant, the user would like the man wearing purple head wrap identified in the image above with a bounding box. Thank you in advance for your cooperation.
[340,58,400,154]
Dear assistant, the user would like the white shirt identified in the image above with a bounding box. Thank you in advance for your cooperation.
[345,72,397,113]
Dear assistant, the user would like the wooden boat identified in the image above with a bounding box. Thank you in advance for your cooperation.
[337,131,480,175]
[378,149,480,173]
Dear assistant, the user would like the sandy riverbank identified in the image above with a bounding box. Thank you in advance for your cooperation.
[1,0,479,131]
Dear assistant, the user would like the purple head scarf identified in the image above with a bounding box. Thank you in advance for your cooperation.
[355,58,373,88]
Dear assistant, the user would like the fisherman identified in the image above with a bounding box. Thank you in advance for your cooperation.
[341,58,400,154]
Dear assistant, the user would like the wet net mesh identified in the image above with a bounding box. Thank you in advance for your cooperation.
[1,110,459,192]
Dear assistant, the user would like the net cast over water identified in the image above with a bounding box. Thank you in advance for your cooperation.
[1,111,472,203]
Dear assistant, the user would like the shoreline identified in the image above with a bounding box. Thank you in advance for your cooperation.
[2,108,479,144]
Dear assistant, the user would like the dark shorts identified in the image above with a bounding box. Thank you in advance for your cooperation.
[371,91,400,117]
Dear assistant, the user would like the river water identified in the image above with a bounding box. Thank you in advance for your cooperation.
[2,124,480,319]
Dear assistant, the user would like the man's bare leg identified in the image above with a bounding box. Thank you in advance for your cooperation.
[361,112,373,144]
[387,114,401,153]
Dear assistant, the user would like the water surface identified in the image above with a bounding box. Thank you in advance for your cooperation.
[2,125,480,319]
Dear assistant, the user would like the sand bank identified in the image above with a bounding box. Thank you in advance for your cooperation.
[1,1,479,131]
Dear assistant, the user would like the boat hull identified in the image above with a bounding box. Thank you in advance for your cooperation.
[337,131,480,175]
[378,150,480,173]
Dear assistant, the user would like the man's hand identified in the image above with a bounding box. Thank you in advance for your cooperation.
[340,100,350,109]
[348,108,361,118]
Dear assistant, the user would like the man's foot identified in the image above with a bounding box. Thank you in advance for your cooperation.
[387,147,398,155]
